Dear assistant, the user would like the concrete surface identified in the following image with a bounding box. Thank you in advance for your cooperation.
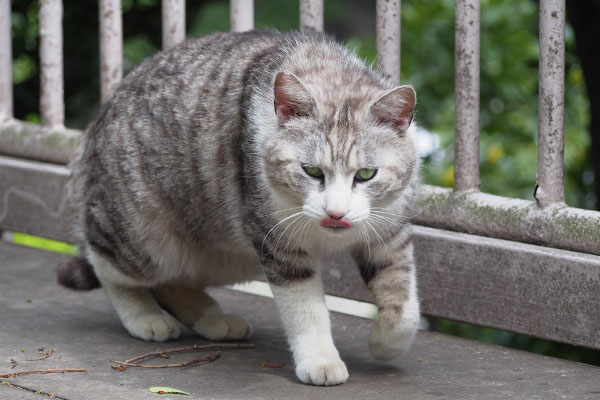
[1,240,599,399]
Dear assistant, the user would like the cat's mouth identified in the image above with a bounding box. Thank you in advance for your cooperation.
[320,218,351,230]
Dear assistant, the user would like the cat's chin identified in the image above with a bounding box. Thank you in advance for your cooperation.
[321,226,351,234]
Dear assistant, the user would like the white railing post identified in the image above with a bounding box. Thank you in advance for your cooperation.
[39,0,64,128]
[300,0,323,33]
[0,0,12,119]
[99,0,123,104]
[536,0,566,207]
[162,0,186,50]
[230,0,253,32]
[376,0,401,85]
[454,0,480,193]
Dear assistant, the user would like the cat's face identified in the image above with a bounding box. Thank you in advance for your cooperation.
[264,73,417,248]
[266,119,416,243]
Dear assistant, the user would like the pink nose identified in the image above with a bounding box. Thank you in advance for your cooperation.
[326,209,347,220]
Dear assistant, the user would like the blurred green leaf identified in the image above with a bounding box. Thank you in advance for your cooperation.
[149,387,191,395]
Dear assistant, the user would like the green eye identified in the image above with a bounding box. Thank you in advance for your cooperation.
[355,168,377,182]
[303,166,324,178]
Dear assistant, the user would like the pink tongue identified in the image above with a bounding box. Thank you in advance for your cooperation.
[320,218,351,229]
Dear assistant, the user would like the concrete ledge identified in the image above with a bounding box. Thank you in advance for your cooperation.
[1,241,599,399]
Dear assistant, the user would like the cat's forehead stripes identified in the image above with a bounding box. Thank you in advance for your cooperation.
[317,103,363,173]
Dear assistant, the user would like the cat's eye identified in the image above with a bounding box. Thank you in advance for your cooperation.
[302,166,324,179]
[355,168,378,182]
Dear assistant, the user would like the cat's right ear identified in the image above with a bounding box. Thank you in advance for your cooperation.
[274,72,316,126]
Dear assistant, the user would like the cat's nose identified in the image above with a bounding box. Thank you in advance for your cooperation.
[326,209,347,220]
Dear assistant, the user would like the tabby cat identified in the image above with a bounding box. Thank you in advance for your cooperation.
[58,30,420,386]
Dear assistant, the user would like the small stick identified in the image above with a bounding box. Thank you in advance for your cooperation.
[121,343,254,364]
[1,380,70,400]
[26,347,55,361]
[111,352,220,369]
[0,368,86,378]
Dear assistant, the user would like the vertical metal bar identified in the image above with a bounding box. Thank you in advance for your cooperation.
[454,0,480,193]
[39,0,64,127]
[376,0,401,85]
[162,0,185,50]
[0,0,12,119]
[300,0,323,33]
[99,0,123,104]
[230,0,253,33]
[536,0,565,207]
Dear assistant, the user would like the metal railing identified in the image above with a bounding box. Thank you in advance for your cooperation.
[0,0,598,255]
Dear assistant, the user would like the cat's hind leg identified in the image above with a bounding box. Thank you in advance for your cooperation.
[88,249,181,342]
[153,286,251,340]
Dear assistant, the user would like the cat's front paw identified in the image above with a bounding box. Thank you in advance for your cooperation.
[295,355,349,386]
[369,314,418,361]
[192,313,252,340]
[123,312,181,342]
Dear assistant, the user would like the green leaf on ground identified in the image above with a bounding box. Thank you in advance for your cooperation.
[12,232,79,256]
[149,387,191,395]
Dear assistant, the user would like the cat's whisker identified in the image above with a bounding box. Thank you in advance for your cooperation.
[359,224,371,265]
[280,214,308,253]
[369,213,405,227]
[261,211,304,257]
[369,208,406,219]
[296,218,312,251]
[289,217,310,252]
[272,213,305,255]
[365,220,388,257]
[369,210,409,224]
[272,206,304,215]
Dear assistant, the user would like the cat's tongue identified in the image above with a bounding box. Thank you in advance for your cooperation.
[320,218,351,229]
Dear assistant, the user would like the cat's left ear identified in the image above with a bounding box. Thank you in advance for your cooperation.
[370,86,416,135]
[274,72,317,126]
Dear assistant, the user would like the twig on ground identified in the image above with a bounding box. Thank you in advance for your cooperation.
[26,347,55,361]
[1,380,70,400]
[111,352,221,370]
[109,342,255,371]
[0,368,86,378]
[119,343,255,365]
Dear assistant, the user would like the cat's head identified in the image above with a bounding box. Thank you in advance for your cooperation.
[263,72,418,248]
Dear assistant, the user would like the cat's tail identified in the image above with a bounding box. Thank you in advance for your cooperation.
[57,256,101,290]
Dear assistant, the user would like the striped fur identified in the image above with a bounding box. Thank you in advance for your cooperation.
[62,30,420,386]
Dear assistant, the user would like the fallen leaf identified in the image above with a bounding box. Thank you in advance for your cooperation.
[259,362,285,368]
[149,386,191,395]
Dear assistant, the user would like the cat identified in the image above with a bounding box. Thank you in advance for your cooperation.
[57,30,420,386]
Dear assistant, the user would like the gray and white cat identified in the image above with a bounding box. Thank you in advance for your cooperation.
[58,30,420,386]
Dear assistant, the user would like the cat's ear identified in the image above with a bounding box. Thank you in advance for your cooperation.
[274,72,316,126]
[370,86,416,134]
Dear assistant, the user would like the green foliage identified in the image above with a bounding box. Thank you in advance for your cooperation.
[187,1,230,37]
[431,318,600,367]
[123,35,158,74]
[347,0,592,209]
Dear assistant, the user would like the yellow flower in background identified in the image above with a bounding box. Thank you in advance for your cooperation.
[441,165,454,187]
[487,143,504,164]
[569,67,583,85]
